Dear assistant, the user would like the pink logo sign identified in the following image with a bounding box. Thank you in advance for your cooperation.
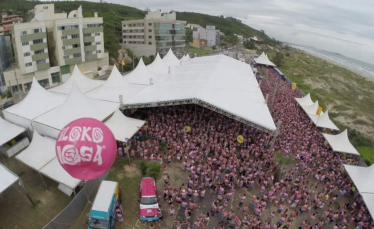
[55,118,116,180]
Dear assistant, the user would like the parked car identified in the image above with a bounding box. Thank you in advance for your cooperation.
[139,177,162,221]
[0,101,14,110]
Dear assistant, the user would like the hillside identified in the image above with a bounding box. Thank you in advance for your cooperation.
[176,12,275,43]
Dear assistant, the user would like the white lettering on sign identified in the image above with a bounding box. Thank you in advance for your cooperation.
[57,126,105,166]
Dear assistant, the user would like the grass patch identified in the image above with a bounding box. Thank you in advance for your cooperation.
[185,47,219,56]
[275,151,295,166]
[358,147,374,165]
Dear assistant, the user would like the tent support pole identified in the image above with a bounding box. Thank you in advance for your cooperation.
[38,172,48,190]
[269,121,282,153]
[19,179,35,206]
[15,160,22,174]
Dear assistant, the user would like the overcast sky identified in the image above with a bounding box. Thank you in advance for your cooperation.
[86,0,374,64]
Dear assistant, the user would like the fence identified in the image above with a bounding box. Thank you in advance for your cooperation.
[43,172,108,229]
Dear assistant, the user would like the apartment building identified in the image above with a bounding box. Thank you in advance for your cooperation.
[0,35,13,95]
[4,4,108,93]
[121,11,186,57]
[192,25,220,47]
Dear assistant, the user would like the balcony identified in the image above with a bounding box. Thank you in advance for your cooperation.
[31,52,49,61]
[83,36,95,43]
[65,57,82,65]
[83,27,103,34]
[85,54,98,61]
[20,32,47,43]
[36,62,50,71]
[62,38,80,46]
[64,47,81,56]
[61,29,80,36]
[30,42,47,51]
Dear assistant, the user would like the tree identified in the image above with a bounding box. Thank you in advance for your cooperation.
[147,162,162,179]
[272,52,285,67]
[185,28,193,43]
[243,40,255,49]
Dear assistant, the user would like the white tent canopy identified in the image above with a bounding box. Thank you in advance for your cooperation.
[254,52,276,67]
[316,110,339,130]
[0,163,19,194]
[125,58,163,85]
[308,112,323,125]
[147,53,169,75]
[104,109,145,142]
[49,66,104,95]
[301,100,319,115]
[295,93,314,106]
[0,116,25,146]
[123,54,276,132]
[344,164,374,193]
[180,54,190,62]
[4,78,66,129]
[16,131,56,171]
[33,83,118,139]
[39,158,81,189]
[162,48,181,67]
[361,193,374,219]
[323,129,359,155]
[86,66,146,103]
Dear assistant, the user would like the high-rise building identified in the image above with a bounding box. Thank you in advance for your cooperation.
[0,35,13,95]
[4,4,108,93]
[192,25,220,47]
[121,11,186,57]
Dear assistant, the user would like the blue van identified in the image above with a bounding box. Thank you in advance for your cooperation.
[88,181,120,229]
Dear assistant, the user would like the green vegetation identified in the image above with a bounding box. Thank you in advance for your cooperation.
[177,12,275,44]
[358,147,374,165]
[137,161,162,179]
[243,40,255,49]
[272,52,285,67]
[185,47,219,56]
[275,151,295,166]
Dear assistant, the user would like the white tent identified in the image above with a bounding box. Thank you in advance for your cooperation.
[104,109,145,142]
[125,58,163,85]
[147,53,170,75]
[301,100,319,115]
[4,78,66,129]
[295,93,314,106]
[308,112,322,125]
[0,116,25,146]
[16,132,56,171]
[33,84,118,139]
[344,164,374,193]
[316,110,339,130]
[86,66,146,103]
[123,54,276,132]
[162,48,181,67]
[185,54,191,61]
[39,158,81,190]
[361,193,374,219]
[180,54,189,62]
[323,129,359,155]
[254,52,276,67]
[49,65,104,95]
[0,163,19,194]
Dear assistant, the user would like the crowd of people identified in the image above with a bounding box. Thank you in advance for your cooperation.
[123,65,373,229]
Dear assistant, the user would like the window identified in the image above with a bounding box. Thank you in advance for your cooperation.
[84,42,91,46]
[96,50,101,54]
[84,24,102,28]
[85,51,92,55]
[35,49,44,54]
[25,62,32,67]
[63,55,69,60]
[61,36,67,40]
[43,6,48,9]
[36,59,46,65]
[95,41,101,45]
[51,72,60,84]
[149,29,152,32]
[149,36,152,38]
[21,31,27,36]
[73,53,81,58]
[24,52,30,57]
[95,33,100,36]
[33,39,43,44]
[149,42,152,45]
[149,23,152,26]
[22,42,29,46]
[72,44,80,48]
[33,28,41,34]
[123,41,126,44]
[58,25,78,30]
[83,33,91,37]
[71,34,79,39]
[62,46,65,50]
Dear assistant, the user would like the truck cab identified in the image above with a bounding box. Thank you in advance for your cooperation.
[139,177,162,221]
[88,181,120,229]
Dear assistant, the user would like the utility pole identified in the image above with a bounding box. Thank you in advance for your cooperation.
[269,121,282,153]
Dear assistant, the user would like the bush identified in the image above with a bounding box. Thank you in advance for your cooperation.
[147,162,162,179]
[138,161,148,175]
[5,90,12,98]
[272,52,285,67]
[358,146,374,165]
[98,66,102,71]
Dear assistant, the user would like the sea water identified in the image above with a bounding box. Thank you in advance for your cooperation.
[290,44,374,79]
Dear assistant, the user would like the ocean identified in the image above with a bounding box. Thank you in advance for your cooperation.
[289,44,374,79]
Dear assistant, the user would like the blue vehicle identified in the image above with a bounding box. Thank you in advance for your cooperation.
[88,181,120,229]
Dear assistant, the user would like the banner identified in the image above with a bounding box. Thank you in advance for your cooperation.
[122,60,125,66]
[183,126,191,133]
[316,106,323,116]
[292,83,297,91]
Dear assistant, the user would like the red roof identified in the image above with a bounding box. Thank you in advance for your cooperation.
[141,177,156,196]
[4,26,12,32]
